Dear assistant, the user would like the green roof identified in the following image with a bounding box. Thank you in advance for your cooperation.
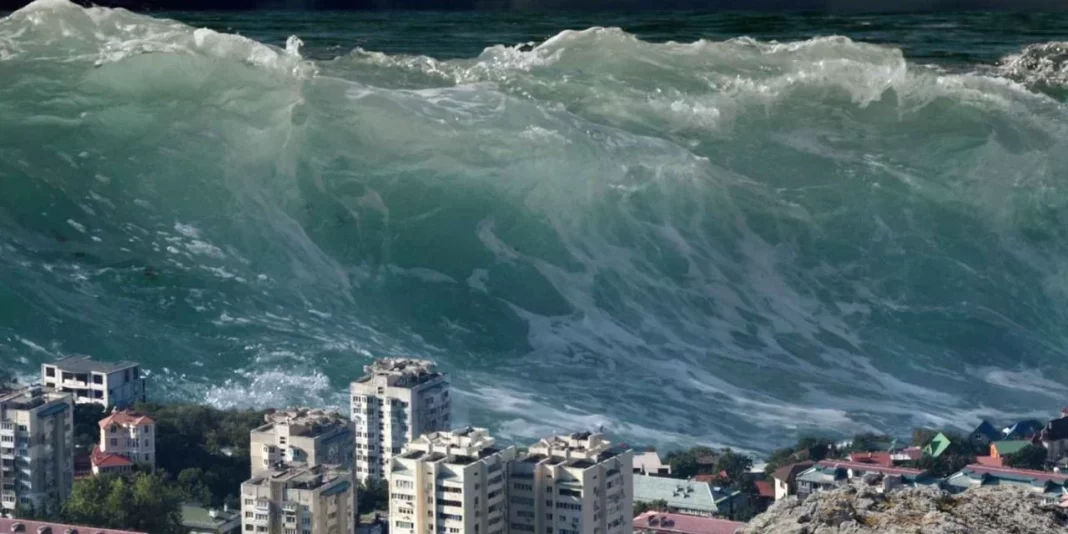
[923,433,952,458]
[181,503,240,531]
[993,440,1033,456]
[633,474,735,514]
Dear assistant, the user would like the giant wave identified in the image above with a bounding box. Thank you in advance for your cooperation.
[2,0,1068,451]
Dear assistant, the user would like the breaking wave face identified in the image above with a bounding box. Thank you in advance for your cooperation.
[5,0,1068,452]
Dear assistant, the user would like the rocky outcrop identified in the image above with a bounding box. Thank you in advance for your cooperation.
[741,484,1068,534]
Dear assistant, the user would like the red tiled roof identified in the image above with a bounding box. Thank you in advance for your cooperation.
[98,410,154,428]
[963,464,1068,483]
[90,445,133,468]
[816,460,925,476]
[975,456,1004,467]
[754,480,774,498]
[634,512,744,534]
[0,518,147,534]
[848,452,893,467]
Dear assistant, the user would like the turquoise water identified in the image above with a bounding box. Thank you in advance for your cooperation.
[3,0,1068,452]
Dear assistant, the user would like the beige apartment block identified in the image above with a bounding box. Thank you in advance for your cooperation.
[241,464,356,534]
[0,385,74,513]
[388,428,516,534]
[350,359,450,483]
[250,409,355,476]
[509,432,634,534]
[41,356,145,408]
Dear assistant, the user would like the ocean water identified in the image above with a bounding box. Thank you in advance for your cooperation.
[3,0,1068,453]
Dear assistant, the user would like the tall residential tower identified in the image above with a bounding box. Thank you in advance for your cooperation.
[350,359,450,482]
[0,385,74,514]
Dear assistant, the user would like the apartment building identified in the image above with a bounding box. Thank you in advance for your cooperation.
[240,464,356,534]
[41,356,146,408]
[388,428,517,534]
[250,409,355,476]
[509,432,634,534]
[0,385,75,513]
[92,409,156,475]
[350,359,450,482]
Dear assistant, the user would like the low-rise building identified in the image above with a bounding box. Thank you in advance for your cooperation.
[770,461,813,501]
[633,475,744,518]
[633,451,671,476]
[241,463,356,534]
[969,421,1001,447]
[1039,413,1068,462]
[990,440,1032,460]
[0,385,74,514]
[510,432,634,534]
[41,356,145,408]
[389,427,515,534]
[0,518,146,534]
[633,511,744,534]
[944,464,1068,505]
[250,408,354,476]
[92,409,155,475]
[795,461,934,498]
[1002,420,1044,440]
[181,502,241,534]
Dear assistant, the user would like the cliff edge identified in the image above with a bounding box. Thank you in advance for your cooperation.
[742,484,1068,534]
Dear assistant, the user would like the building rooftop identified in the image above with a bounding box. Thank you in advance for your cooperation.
[99,409,154,429]
[355,358,443,385]
[948,464,1068,486]
[771,461,814,483]
[91,445,134,469]
[815,460,926,477]
[0,518,147,534]
[48,355,139,374]
[634,451,671,474]
[246,464,351,491]
[633,474,737,514]
[992,440,1033,456]
[634,512,744,534]
[254,408,350,438]
[0,385,69,411]
[180,503,240,530]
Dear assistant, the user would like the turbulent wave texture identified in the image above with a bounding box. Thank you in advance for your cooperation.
[3,0,1068,451]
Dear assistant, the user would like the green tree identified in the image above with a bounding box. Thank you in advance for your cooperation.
[358,479,390,514]
[64,472,184,534]
[663,446,716,479]
[714,449,753,489]
[764,437,835,477]
[633,499,668,515]
[1005,445,1048,470]
[73,404,106,453]
[848,433,891,452]
[912,428,939,448]
[905,453,973,478]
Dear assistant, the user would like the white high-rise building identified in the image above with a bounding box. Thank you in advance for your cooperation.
[241,463,356,534]
[41,356,145,408]
[0,385,74,514]
[350,359,450,483]
[388,428,516,534]
[509,432,633,534]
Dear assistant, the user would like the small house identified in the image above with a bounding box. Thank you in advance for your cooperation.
[990,440,1033,460]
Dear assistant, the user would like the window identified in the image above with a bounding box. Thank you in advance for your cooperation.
[245,499,254,506]
[245,525,253,532]
[545,514,552,520]
[396,522,414,529]
[511,525,534,533]
[246,512,254,518]
[93,374,103,384]
[45,367,55,377]
[110,438,117,447]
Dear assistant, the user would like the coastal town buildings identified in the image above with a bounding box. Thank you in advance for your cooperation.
[509,432,634,534]
[944,464,1068,504]
[633,511,744,534]
[41,356,145,408]
[388,427,516,534]
[250,408,355,476]
[0,518,146,534]
[0,385,74,514]
[632,475,745,518]
[350,358,450,483]
[770,461,813,501]
[795,461,935,498]
[91,409,155,475]
[240,463,356,534]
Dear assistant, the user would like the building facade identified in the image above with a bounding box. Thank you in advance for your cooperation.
[0,386,74,513]
[92,409,155,475]
[241,464,356,534]
[0,518,146,534]
[388,428,516,534]
[41,356,145,408]
[250,409,355,476]
[350,359,450,483]
[508,432,634,534]
[632,474,745,518]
